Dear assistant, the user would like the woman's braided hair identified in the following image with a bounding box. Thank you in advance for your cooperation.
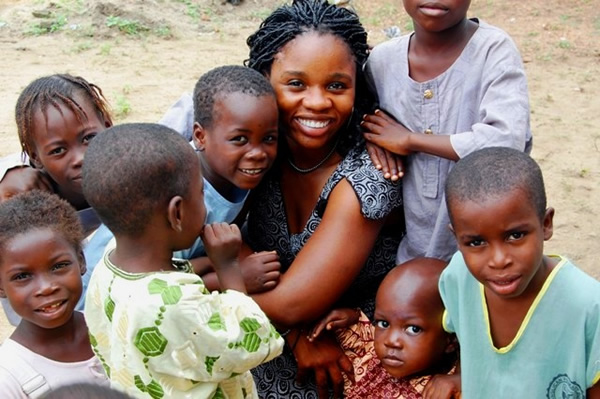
[245,0,373,153]
[15,74,112,159]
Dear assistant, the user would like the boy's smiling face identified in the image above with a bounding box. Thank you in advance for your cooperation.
[449,187,554,302]
[0,227,84,330]
[193,92,278,196]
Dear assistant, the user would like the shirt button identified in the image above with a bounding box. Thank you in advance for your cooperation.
[423,89,433,99]
[424,128,433,135]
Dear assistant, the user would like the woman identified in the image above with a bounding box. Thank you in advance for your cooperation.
[244,1,404,397]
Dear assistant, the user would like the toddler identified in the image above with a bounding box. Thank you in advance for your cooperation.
[441,146,600,397]
[82,123,283,398]
[0,74,114,323]
[0,190,108,397]
[362,0,531,263]
[310,257,458,398]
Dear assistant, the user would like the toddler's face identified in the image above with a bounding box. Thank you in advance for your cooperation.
[193,92,278,194]
[29,93,110,209]
[0,228,84,330]
[449,188,554,301]
[373,274,451,379]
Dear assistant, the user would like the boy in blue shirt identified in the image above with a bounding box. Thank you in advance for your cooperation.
[441,146,600,398]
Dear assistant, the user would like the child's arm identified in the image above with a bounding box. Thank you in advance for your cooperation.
[588,382,600,399]
[0,166,52,202]
[308,308,361,342]
[362,109,459,161]
[201,222,246,293]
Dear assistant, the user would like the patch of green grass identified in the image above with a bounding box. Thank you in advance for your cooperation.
[106,15,149,36]
[558,38,571,49]
[71,41,92,53]
[27,14,67,35]
[155,24,172,38]
[114,93,131,118]
[99,43,112,56]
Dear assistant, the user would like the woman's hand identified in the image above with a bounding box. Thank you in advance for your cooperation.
[365,141,404,181]
[292,330,354,398]
[422,373,462,399]
[362,109,413,156]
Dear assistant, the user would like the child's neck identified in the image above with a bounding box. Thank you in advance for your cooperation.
[199,158,239,202]
[11,312,93,362]
[111,234,178,274]
[409,18,478,82]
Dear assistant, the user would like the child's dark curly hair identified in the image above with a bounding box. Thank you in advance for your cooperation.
[15,74,112,159]
[0,190,83,265]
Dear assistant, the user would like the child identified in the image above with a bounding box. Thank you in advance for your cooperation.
[0,190,108,397]
[82,123,284,398]
[309,257,458,398]
[361,0,532,263]
[170,65,281,293]
[441,146,600,398]
[0,74,115,324]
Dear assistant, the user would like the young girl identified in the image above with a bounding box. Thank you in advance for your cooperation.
[309,257,459,398]
[362,0,531,263]
[0,74,115,323]
[0,190,108,397]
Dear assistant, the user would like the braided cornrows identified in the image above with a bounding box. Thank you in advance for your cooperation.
[245,0,373,152]
[15,74,112,158]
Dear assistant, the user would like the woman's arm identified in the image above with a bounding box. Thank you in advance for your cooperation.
[250,178,385,327]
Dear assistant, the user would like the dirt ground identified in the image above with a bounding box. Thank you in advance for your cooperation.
[0,0,599,340]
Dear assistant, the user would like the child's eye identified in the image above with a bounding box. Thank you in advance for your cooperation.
[373,319,389,329]
[467,239,485,247]
[287,80,304,88]
[48,147,65,156]
[82,133,97,144]
[508,232,525,241]
[231,136,248,144]
[52,261,71,271]
[405,325,423,335]
[11,272,30,281]
[263,135,278,143]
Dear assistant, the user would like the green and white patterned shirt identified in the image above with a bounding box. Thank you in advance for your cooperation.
[85,252,284,399]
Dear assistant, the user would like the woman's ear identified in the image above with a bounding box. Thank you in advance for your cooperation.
[192,122,207,152]
[167,195,184,233]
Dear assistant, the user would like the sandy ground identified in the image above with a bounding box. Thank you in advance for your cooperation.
[0,0,599,340]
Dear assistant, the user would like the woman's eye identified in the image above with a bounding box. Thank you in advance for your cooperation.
[287,80,304,88]
[328,82,346,90]
[405,325,423,335]
[374,319,389,329]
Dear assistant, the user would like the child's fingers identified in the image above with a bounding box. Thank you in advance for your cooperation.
[365,141,383,170]
[309,321,328,341]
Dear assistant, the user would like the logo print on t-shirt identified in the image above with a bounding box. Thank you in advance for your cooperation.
[546,374,584,399]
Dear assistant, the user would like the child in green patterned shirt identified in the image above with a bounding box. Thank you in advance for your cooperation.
[81,123,283,399]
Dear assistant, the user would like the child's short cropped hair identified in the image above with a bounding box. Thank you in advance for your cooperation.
[445,147,546,220]
[0,190,83,264]
[193,65,274,128]
[82,123,196,236]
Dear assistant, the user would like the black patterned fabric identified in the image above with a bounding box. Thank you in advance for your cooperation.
[247,147,404,398]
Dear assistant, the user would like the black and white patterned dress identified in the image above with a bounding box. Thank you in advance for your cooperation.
[247,147,404,398]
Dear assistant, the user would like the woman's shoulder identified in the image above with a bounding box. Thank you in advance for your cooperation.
[336,148,402,220]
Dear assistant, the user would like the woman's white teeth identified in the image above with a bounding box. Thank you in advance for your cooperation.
[298,119,329,129]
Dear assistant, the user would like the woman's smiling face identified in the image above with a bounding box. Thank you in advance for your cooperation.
[267,31,356,152]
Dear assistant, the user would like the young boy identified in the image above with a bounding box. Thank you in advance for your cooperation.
[441,146,600,398]
[309,257,458,398]
[0,190,108,397]
[82,124,284,399]
[164,65,281,293]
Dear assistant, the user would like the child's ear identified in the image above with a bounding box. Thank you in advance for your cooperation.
[445,333,459,354]
[192,122,207,152]
[78,249,87,276]
[167,196,184,233]
[447,223,455,235]
[0,281,5,299]
[28,152,44,170]
[542,207,554,241]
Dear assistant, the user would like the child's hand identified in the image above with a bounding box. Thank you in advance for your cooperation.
[362,109,413,156]
[422,373,461,399]
[365,142,404,181]
[308,308,361,342]
[240,251,281,293]
[202,223,242,270]
[0,167,52,202]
